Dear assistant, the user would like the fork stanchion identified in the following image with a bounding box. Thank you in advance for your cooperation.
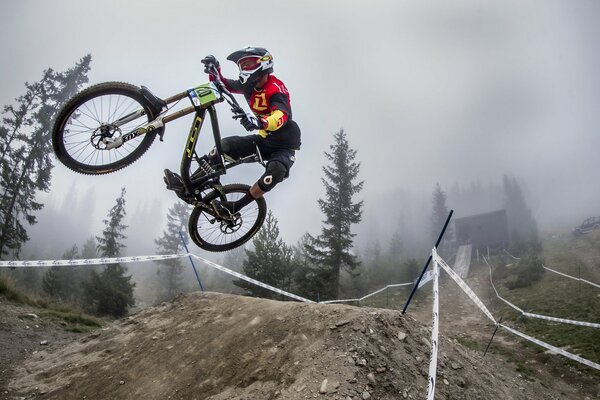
[402,209,454,314]
[179,231,204,291]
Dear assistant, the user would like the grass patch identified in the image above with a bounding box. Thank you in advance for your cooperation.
[42,310,102,328]
[516,362,536,381]
[2,275,103,333]
[0,276,36,305]
[483,233,600,377]
[454,335,483,352]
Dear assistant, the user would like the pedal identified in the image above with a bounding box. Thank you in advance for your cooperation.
[163,169,183,191]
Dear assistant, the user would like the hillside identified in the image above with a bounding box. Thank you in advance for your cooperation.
[3,290,597,400]
[2,231,600,399]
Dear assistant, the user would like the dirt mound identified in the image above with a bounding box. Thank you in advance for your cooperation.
[6,292,579,399]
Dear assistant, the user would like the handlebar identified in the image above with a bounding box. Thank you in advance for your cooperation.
[206,64,245,116]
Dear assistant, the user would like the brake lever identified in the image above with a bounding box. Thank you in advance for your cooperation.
[207,65,245,116]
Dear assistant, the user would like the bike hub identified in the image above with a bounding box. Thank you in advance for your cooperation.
[91,124,121,150]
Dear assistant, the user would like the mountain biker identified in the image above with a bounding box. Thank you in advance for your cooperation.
[164,46,301,219]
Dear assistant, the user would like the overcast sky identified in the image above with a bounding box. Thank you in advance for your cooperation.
[2,1,599,256]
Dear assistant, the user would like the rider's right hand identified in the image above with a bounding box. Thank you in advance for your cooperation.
[201,55,220,73]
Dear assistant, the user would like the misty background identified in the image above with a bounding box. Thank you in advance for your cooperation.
[2,1,599,268]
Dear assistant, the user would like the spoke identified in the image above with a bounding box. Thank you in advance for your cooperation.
[68,120,97,131]
[66,142,91,158]
[64,139,91,146]
[108,95,125,122]
[86,101,101,124]
[108,95,113,124]
[76,107,100,125]
[118,98,140,120]
[80,148,98,165]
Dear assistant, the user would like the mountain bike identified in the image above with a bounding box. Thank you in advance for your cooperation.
[52,66,267,252]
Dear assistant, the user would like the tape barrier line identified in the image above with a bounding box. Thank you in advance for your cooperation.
[483,257,524,313]
[418,269,434,289]
[321,283,413,304]
[434,253,496,324]
[484,257,600,329]
[500,324,600,371]
[522,313,600,329]
[0,254,189,268]
[439,252,600,371]
[504,249,599,289]
[190,254,314,304]
[542,264,600,289]
[427,251,441,400]
[503,249,520,260]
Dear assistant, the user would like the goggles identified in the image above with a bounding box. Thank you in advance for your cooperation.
[238,56,261,71]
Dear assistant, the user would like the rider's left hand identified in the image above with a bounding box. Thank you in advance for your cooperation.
[233,112,266,132]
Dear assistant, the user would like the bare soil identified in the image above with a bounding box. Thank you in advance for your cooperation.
[2,290,599,400]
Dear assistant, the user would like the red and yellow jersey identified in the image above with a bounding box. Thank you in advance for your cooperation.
[211,72,300,149]
[247,75,291,137]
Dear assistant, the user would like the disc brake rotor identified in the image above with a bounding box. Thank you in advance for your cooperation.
[91,124,121,150]
[219,214,243,234]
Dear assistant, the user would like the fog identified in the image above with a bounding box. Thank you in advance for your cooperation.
[2,0,599,262]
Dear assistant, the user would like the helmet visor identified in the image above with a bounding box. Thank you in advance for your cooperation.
[238,56,261,71]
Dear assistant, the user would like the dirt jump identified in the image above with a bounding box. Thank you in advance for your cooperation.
[5,290,597,400]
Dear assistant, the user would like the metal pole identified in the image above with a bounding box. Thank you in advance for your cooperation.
[483,317,503,358]
[179,231,204,291]
[402,210,454,314]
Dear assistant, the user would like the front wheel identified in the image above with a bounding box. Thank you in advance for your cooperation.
[52,82,161,175]
[188,184,267,252]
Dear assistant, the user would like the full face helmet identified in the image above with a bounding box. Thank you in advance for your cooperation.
[227,46,274,86]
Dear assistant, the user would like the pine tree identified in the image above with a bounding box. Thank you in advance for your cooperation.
[0,56,92,259]
[430,183,449,243]
[304,129,363,300]
[42,245,80,301]
[84,188,135,317]
[154,202,189,302]
[291,233,323,301]
[388,231,403,259]
[234,211,294,299]
[502,175,540,255]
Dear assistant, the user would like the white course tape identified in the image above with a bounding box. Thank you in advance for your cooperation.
[503,249,520,260]
[418,269,434,289]
[321,283,412,304]
[0,254,188,268]
[500,324,600,371]
[483,257,524,313]
[484,257,600,329]
[435,253,496,324]
[543,264,600,289]
[427,251,441,400]
[522,312,600,329]
[437,252,600,371]
[191,254,314,304]
[503,250,599,289]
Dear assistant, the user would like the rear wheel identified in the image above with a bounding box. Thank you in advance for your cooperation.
[52,82,161,174]
[188,184,267,252]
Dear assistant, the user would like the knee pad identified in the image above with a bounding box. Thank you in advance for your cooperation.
[258,161,287,192]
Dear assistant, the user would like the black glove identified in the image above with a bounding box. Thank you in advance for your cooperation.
[233,112,265,132]
[201,55,220,74]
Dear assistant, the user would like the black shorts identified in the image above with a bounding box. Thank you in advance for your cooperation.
[221,135,296,174]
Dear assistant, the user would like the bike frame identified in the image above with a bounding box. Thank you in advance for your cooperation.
[109,69,263,204]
